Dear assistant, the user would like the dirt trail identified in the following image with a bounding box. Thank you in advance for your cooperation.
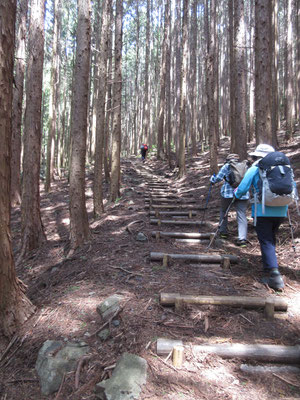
[1,136,300,400]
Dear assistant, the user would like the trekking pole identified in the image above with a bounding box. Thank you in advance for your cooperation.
[200,182,213,225]
[287,209,296,253]
[207,197,236,249]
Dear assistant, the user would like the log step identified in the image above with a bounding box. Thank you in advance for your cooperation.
[145,198,197,204]
[159,293,288,311]
[150,251,238,264]
[156,339,300,364]
[151,231,213,239]
[149,211,197,217]
[145,204,207,210]
[150,219,206,226]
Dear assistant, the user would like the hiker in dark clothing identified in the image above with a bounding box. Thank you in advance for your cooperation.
[210,154,249,247]
[140,144,148,161]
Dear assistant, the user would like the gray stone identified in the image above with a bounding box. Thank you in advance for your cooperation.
[112,320,120,327]
[136,232,147,242]
[95,353,147,400]
[35,340,90,396]
[96,295,124,321]
[97,329,110,341]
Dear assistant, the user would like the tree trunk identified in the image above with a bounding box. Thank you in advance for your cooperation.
[178,0,189,177]
[255,0,272,144]
[20,0,46,258]
[190,0,198,157]
[110,0,123,202]
[69,0,91,250]
[285,0,294,141]
[0,0,36,338]
[233,0,247,159]
[142,0,150,143]
[11,0,28,207]
[45,0,61,192]
[206,0,218,173]
[157,0,169,160]
[93,0,111,216]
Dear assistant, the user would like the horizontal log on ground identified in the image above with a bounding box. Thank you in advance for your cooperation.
[175,239,210,244]
[150,219,206,226]
[157,339,300,364]
[146,204,207,210]
[150,211,197,217]
[145,198,197,204]
[159,293,288,311]
[151,231,213,239]
[150,252,238,263]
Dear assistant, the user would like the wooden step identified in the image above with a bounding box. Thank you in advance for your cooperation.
[159,293,288,311]
[150,251,238,264]
[151,231,213,239]
[150,219,206,226]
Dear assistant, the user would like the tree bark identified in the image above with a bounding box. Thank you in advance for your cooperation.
[45,0,60,192]
[110,0,123,202]
[69,0,91,250]
[206,0,218,173]
[178,0,189,178]
[0,0,36,337]
[233,0,247,159]
[93,0,111,216]
[20,0,47,257]
[255,0,272,144]
[11,0,28,207]
[142,0,151,143]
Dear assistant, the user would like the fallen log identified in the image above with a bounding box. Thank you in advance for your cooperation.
[156,339,300,364]
[150,252,238,263]
[150,219,206,226]
[159,293,288,311]
[151,231,213,239]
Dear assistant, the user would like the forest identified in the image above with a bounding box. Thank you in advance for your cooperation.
[0,0,300,399]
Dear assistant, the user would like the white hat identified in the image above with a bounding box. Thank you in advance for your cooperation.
[249,144,275,158]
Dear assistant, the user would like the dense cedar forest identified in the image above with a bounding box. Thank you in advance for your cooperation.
[0,0,300,399]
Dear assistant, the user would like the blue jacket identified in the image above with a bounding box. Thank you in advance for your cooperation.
[234,165,288,217]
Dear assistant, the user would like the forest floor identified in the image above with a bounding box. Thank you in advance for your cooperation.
[1,134,300,400]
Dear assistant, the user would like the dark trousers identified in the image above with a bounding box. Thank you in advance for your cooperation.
[255,216,284,270]
[141,150,147,160]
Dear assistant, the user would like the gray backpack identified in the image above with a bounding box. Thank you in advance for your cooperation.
[225,159,249,188]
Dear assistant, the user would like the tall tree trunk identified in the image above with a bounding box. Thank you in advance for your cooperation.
[11,0,28,207]
[94,0,111,216]
[133,0,140,155]
[190,0,198,157]
[69,0,91,250]
[206,0,218,173]
[297,0,300,124]
[110,0,123,202]
[271,0,279,147]
[20,0,46,257]
[233,0,247,159]
[0,0,36,338]
[255,0,272,144]
[142,0,150,143]
[45,0,60,192]
[228,0,236,151]
[157,0,169,160]
[285,0,294,141]
[178,0,189,178]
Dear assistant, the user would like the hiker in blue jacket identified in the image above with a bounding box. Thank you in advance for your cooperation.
[234,144,287,290]
[210,153,249,247]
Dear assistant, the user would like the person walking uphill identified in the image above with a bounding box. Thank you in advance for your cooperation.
[234,144,298,291]
[210,154,249,247]
[140,144,148,162]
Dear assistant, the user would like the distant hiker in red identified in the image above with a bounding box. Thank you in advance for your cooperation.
[140,144,148,162]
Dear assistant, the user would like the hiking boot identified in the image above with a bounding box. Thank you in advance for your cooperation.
[236,239,247,248]
[220,233,228,239]
[261,268,284,290]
